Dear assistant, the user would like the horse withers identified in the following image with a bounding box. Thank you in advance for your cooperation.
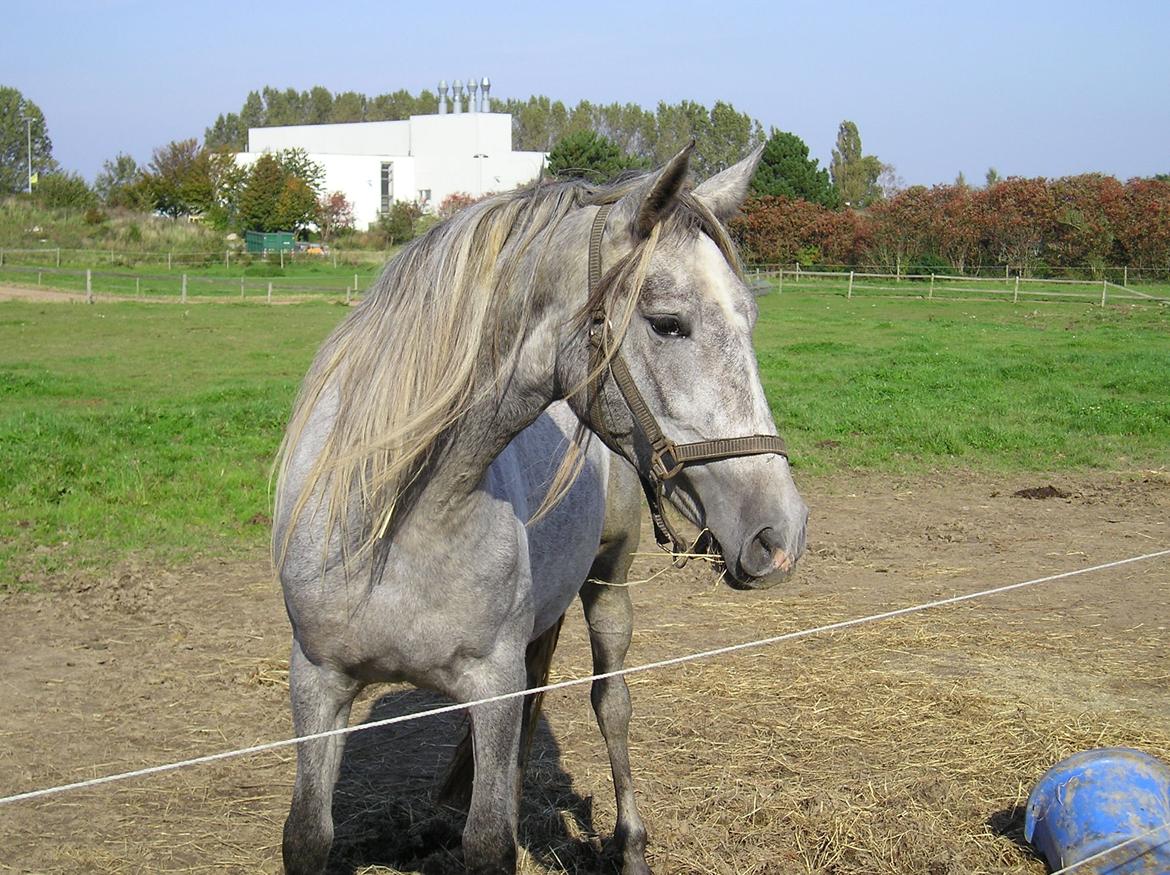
[273,143,808,874]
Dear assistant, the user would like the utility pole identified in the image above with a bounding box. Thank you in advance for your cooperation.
[25,117,33,193]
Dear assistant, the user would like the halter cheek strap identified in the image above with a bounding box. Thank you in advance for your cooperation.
[584,203,790,563]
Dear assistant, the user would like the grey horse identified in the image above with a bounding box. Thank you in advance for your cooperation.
[272,144,808,874]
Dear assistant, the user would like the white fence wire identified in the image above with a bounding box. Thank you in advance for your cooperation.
[2,548,1168,809]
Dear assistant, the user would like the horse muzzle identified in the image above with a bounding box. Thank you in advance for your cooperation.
[730,521,807,590]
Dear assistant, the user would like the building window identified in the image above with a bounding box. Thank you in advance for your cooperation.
[380,163,394,214]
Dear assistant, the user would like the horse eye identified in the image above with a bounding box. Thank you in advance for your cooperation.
[648,315,687,337]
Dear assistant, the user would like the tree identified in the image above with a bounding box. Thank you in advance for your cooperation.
[374,200,423,246]
[830,121,883,208]
[437,191,480,219]
[95,153,143,208]
[237,153,287,232]
[146,139,214,217]
[35,171,96,209]
[237,150,325,232]
[985,167,1001,188]
[547,130,644,183]
[751,129,838,207]
[0,86,56,194]
[317,191,355,240]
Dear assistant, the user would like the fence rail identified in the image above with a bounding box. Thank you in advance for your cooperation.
[3,261,1168,308]
[0,263,368,304]
[750,266,1169,307]
[0,245,389,270]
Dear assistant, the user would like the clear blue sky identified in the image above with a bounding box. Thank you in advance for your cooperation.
[3,0,1168,185]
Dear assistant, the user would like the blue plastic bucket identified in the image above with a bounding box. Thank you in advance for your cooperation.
[1025,747,1170,873]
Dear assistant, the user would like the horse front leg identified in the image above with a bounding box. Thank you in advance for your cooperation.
[459,648,527,875]
[282,638,361,875]
[580,576,651,875]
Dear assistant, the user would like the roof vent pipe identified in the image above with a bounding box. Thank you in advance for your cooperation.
[481,77,491,113]
[452,80,463,114]
[437,80,448,115]
[467,78,479,113]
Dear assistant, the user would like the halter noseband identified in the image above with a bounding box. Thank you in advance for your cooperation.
[585,203,790,563]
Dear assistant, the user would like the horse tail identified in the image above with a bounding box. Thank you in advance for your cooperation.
[438,614,566,809]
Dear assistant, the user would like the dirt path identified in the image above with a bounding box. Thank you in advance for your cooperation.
[0,284,94,303]
[2,470,1168,873]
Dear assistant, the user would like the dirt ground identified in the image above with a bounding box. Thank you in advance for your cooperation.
[2,470,1169,874]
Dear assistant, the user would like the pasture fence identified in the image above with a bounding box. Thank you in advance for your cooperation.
[750,265,1169,307]
[0,262,367,304]
[2,547,1168,811]
[751,261,1170,285]
[0,245,389,270]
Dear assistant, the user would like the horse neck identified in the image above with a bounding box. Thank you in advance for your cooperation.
[408,251,588,522]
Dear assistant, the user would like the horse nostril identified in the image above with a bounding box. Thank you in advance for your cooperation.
[739,527,789,580]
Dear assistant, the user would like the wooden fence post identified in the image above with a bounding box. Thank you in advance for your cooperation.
[56,247,61,267]
[1123,265,1128,288]
[929,274,935,300]
[1013,275,1020,304]
[1101,278,1107,307]
[181,273,187,303]
[225,250,230,270]
[1,248,5,266]
[167,251,172,271]
[279,249,284,269]
[1005,264,1010,281]
[136,277,141,300]
[240,277,245,299]
[777,268,783,294]
[86,269,93,304]
[346,285,352,305]
[37,270,42,286]
[353,273,358,294]
[267,281,273,304]
[794,262,800,283]
[848,270,854,299]
[333,251,338,269]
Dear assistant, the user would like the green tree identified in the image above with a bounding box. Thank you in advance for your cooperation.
[95,153,143,208]
[237,150,324,232]
[35,171,96,209]
[829,120,883,207]
[374,200,423,246]
[237,153,287,232]
[751,129,838,207]
[146,139,214,217]
[547,130,645,183]
[0,86,56,194]
[985,167,1001,188]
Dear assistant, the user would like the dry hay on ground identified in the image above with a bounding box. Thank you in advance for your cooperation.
[1,470,1168,873]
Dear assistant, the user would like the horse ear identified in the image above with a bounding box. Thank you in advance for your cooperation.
[613,142,695,240]
[692,143,765,222]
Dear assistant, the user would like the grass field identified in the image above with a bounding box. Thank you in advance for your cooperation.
[1,293,1168,590]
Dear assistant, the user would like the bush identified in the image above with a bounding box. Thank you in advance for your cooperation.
[908,253,951,277]
[35,172,97,210]
[374,201,423,247]
[83,207,108,226]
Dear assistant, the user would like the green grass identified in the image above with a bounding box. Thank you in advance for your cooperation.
[1,293,1168,590]
[0,301,348,589]
[755,293,1170,473]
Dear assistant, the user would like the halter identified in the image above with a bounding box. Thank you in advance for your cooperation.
[585,203,790,564]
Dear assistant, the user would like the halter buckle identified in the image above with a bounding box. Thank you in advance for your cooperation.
[651,441,684,480]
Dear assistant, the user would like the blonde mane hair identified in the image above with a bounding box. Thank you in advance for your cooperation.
[274,171,741,572]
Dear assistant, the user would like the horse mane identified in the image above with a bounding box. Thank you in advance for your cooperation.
[273,168,742,572]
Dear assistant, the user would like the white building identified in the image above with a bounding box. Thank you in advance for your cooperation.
[237,97,547,229]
